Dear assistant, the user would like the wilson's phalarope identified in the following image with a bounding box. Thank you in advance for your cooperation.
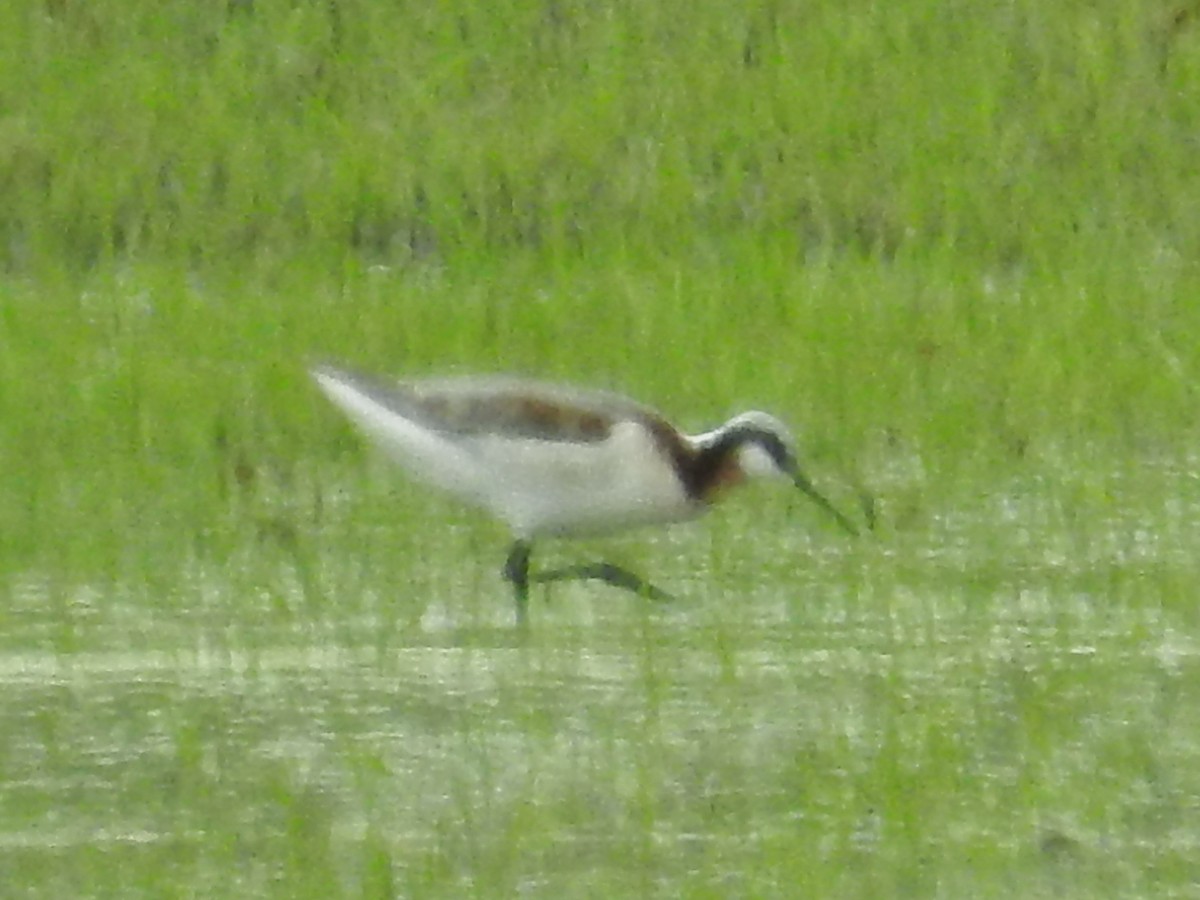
[312,363,857,624]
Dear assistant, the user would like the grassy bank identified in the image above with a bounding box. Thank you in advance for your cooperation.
[4,0,1199,472]
[4,1,1199,269]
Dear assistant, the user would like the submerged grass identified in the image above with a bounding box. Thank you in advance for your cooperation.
[2,0,1200,897]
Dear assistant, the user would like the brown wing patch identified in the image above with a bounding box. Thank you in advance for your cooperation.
[413,391,614,442]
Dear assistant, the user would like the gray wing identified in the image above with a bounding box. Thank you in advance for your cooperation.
[311,364,662,444]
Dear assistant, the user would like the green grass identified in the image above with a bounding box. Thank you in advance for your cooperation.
[3,0,1200,897]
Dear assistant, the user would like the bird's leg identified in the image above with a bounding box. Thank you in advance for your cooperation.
[502,540,532,627]
[531,561,673,602]
[505,542,672,625]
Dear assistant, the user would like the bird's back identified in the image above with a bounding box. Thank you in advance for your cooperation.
[312,365,698,537]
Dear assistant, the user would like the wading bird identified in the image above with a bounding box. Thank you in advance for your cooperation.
[312,363,857,625]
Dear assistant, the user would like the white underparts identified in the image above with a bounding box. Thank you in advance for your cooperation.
[314,371,699,538]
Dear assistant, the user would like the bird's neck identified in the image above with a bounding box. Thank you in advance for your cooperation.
[653,424,746,503]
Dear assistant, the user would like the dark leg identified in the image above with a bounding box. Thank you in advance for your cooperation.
[532,561,673,602]
[502,540,532,626]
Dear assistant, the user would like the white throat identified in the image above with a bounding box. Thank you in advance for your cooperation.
[737,441,788,479]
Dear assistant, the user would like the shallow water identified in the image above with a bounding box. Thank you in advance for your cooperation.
[3,466,1200,897]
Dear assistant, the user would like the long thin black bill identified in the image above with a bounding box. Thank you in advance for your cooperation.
[793,472,859,536]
